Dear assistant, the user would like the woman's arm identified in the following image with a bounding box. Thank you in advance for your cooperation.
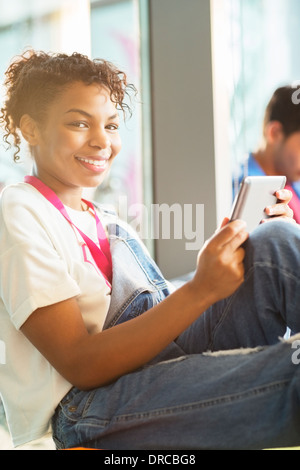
[21,220,248,390]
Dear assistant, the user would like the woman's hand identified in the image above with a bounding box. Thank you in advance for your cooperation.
[191,220,249,305]
[263,189,295,223]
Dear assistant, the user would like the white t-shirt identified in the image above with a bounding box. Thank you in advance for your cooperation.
[0,182,112,447]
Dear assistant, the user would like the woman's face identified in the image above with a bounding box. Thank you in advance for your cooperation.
[30,81,122,195]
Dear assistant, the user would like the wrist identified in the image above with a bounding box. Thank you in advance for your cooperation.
[185,278,217,311]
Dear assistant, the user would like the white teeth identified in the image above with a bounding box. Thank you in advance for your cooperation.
[76,157,107,167]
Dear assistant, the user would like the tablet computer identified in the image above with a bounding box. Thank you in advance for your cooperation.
[230,175,287,233]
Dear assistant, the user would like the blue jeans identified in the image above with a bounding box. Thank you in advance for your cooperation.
[51,221,300,450]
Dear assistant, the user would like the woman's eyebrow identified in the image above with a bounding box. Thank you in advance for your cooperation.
[108,113,119,120]
[65,109,92,118]
[65,109,119,120]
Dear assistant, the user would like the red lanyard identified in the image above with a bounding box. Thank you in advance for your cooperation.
[24,176,112,286]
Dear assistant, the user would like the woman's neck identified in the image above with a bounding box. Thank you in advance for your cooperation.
[32,170,84,210]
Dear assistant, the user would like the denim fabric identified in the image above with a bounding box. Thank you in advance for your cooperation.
[103,222,172,329]
[51,220,300,450]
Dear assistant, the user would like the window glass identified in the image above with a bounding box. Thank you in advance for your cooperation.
[226,0,300,194]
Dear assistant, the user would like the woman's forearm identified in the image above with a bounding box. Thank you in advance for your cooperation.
[73,280,214,390]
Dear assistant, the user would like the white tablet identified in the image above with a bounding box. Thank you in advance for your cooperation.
[230,175,287,233]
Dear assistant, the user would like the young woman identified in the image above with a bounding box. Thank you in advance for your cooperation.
[0,51,300,450]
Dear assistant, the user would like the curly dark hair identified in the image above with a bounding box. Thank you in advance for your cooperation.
[0,50,136,161]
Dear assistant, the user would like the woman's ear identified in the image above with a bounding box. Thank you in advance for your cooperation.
[19,114,40,145]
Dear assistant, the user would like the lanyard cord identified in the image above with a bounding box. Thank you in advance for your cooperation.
[24,176,112,286]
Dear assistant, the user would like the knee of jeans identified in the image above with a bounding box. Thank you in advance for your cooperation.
[252,220,290,241]
[244,220,299,265]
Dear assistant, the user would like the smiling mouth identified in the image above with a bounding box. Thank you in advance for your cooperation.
[75,156,109,168]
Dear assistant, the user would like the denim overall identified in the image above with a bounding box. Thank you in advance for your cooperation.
[103,219,172,329]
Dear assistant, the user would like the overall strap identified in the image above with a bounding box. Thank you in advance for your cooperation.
[24,175,112,285]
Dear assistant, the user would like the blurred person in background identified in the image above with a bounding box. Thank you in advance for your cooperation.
[237,85,300,223]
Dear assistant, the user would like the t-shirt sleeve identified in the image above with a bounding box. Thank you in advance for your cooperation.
[0,187,81,329]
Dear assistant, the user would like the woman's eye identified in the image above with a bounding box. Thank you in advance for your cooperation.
[70,121,88,128]
[106,124,119,131]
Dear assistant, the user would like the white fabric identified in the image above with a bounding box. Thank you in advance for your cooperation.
[0,183,111,447]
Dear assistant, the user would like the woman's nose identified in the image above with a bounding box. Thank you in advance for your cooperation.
[89,128,110,149]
